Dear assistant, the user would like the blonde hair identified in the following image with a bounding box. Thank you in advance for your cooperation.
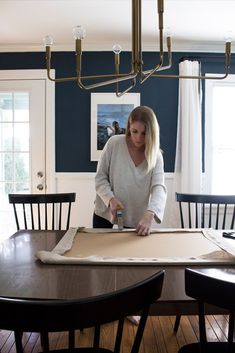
[125,106,160,173]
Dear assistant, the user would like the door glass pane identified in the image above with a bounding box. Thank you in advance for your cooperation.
[0,93,13,122]
[14,123,29,151]
[2,153,13,181]
[15,153,29,183]
[0,92,30,240]
[15,182,29,193]
[14,92,29,122]
[3,182,14,194]
[0,122,13,151]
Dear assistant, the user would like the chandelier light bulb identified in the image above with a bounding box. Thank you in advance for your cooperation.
[224,31,233,43]
[112,44,122,55]
[165,27,171,38]
[43,35,53,47]
[72,25,86,40]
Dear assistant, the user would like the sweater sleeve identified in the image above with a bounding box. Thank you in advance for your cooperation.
[147,151,167,223]
[95,138,115,207]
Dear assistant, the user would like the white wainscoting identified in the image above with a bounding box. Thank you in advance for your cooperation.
[55,172,177,228]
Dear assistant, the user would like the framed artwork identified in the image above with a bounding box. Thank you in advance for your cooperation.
[90,92,140,161]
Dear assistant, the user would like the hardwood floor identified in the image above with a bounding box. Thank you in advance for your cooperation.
[0,315,230,353]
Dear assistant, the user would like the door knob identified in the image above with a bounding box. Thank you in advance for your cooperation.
[37,184,44,191]
[37,171,44,178]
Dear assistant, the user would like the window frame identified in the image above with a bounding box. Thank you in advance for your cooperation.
[204,73,235,195]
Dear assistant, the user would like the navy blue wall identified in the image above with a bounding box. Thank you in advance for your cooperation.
[1,51,234,172]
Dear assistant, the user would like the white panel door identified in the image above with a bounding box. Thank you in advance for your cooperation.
[0,71,55,239]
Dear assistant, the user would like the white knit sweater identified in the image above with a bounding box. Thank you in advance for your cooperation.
[94,135,167,228]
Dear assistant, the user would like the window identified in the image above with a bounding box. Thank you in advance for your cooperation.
[205,74,235,194]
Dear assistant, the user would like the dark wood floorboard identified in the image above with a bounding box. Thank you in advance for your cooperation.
[0,315,229,353]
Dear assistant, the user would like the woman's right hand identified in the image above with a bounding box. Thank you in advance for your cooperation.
[109,197,124,221]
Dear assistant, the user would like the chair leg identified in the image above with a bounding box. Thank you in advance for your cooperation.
[69,330,75,349]
[174,315,181,332]
[40,332,49,352]
[14,331,24,353]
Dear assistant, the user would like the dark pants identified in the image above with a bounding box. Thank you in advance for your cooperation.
[93,213,113,228]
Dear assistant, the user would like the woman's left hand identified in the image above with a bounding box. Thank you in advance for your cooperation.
[136,211,155,236]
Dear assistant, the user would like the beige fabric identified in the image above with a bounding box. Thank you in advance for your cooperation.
[36,228,235,265]
[66,230,217,258]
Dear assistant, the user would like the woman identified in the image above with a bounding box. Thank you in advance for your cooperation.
[93,105,167,236]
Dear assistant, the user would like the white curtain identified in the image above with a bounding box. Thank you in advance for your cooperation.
[170,60,202,227]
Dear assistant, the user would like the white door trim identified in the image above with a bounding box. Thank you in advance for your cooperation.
[0,69,55,192]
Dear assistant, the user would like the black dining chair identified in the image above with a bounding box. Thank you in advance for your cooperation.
[178,268,235,353]
[0,270,164,353]
[173,192,235,333]
[175,192,235,230]
[8,193,76,231]
[8,192,76,348]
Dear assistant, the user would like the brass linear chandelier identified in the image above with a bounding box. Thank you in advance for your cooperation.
[43,0,232,96]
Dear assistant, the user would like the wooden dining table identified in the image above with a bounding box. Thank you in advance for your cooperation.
[0,229,234,316]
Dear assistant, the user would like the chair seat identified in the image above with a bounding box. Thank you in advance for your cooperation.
[179,342,235,353]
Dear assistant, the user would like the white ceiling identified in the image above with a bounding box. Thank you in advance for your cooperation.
[1,0,235,53]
